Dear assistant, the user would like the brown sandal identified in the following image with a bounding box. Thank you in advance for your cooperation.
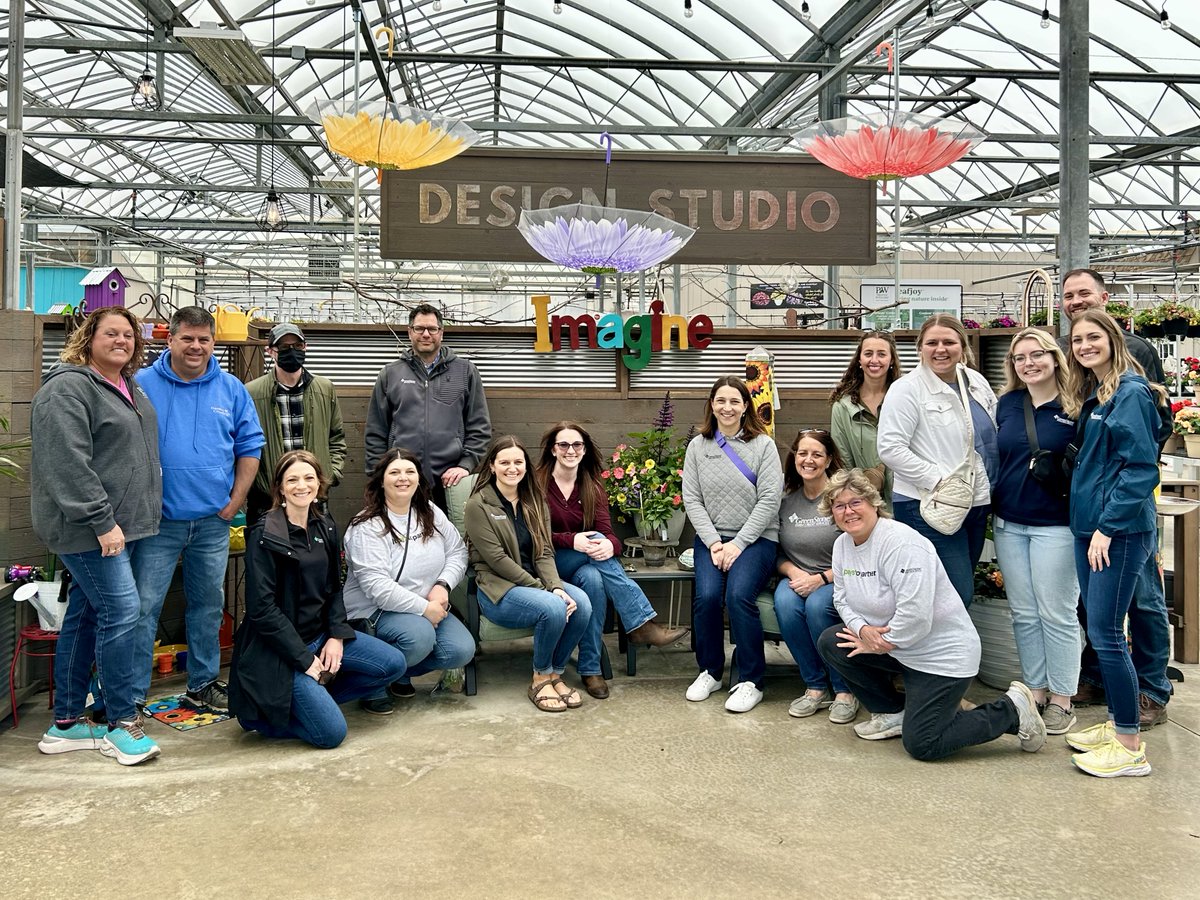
[549,677,583,708]
[528,680,568,713]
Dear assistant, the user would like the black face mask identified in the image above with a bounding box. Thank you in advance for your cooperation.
[275,347,305,373]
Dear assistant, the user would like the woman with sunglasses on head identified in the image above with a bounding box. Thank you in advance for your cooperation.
[536,423,689,700]
[773,429,859,725]
[465,435,592,712]
[877,315,998,607]
[829,330,903,508]
[682,376,784,713]
[229,451,407,749]
[1061,309,1164,777]
[991,329,1081,736]
[341,447,474,715]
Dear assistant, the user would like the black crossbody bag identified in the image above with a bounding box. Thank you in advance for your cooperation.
[1023,393,1072,500]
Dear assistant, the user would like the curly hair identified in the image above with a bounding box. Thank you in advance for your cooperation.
[818,468,892,520]
[60,307,146,379]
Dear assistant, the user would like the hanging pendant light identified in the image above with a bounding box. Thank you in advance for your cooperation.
[258,11,287,232]
[131,16,162,110]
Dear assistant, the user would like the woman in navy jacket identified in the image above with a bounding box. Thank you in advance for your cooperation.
[1063,309,1164,778]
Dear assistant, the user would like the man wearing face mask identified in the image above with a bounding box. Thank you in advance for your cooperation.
[246,323,347,525]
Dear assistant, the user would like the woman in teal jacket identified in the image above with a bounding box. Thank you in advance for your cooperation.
[1063,309,1164,778]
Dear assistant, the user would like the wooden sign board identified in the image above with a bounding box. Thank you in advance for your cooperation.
[380,148,876,266]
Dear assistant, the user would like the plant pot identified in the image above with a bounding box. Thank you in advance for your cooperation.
[28,576,67,631]
[1189,323,1200,338]
[1185,434,1200,459]
[639,539,674,567]
[967,594,1024,690]
[634,509,686,544]
[1162,317,1190,338]
[1138,323,1164,338]
[1163,433,1182,455]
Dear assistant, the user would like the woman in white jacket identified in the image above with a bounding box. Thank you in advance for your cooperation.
[877,315,998,606]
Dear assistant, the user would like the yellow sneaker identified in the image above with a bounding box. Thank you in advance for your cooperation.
[1072,738,1151,778]
[1064,719,1114,752]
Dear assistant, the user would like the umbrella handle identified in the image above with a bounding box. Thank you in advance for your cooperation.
[599,131,613,166]
[874,41,893,72]
[375,26,395,59]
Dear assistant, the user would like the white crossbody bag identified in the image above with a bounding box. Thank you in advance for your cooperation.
[918,367,978,535]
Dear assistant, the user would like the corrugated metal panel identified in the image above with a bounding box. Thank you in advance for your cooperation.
[40,332,242,380]
[981,338,1010,387]
[631,338,921,391]
[301,333,617,389]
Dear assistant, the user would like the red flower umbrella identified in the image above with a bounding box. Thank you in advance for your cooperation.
[793,110,985,182]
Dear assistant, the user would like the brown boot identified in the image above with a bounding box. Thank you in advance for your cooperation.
[582,675,610,699]
[1139,693,1168,729]
[627,620,689,648]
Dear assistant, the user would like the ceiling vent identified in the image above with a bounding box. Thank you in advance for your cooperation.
[308,250,341,284]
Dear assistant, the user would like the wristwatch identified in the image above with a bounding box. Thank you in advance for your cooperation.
[435,579,451,591]
[819,571,830,585]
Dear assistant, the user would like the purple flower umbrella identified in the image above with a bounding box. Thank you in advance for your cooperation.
[517,203,697,275]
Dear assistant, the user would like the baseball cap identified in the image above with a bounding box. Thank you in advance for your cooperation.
[269,323,306,346]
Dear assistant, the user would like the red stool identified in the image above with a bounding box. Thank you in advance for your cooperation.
[8,625,60,728]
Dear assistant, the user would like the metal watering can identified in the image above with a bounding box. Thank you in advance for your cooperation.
[212,304,262,342]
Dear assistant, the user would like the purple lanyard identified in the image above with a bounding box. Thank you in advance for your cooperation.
[715,433,758,485]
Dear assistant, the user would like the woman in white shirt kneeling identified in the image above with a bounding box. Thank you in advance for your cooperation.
[342,448,475,714]
[815,468,1046,761]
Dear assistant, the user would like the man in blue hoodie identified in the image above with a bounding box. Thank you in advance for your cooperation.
[132,306,265,714]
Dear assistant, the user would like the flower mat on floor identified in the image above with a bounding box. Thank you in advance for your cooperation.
[144,695,232,731]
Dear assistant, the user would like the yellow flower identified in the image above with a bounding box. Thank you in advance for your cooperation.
[643,459,656,470]
[616,493,626,504]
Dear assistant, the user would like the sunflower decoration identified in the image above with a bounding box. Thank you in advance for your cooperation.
[745,348,776,436]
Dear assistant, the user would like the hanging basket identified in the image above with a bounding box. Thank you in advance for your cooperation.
[311,100,480,170]
[793,111,985,181]
[516,203,696,274]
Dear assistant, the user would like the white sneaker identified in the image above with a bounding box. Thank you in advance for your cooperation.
[686,671,722,702]
[854,710,905,740]
[725,681,764,713]
[1005,681,1047,753]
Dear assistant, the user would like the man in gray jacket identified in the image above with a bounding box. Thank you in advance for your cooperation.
[364,303,491,508]
[1056,267,1171,728]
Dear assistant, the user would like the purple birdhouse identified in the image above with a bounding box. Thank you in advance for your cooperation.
[79,267,129,313]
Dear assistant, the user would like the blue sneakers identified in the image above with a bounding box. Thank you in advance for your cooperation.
[100,721,161,766]
[37,719,108,755]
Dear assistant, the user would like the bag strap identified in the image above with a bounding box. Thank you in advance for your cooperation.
[715,432,758,486]
[953,367,975,460]
[393,511,412,582]
[1022,392,1041,454]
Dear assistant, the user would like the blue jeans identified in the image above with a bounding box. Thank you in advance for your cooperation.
[1074,531,1155,735]
[131,515,230,700]
[555,548,656,677]
[894,500,989,607]
[773,580,848,695]
[692,535,777,689]
[1077,549,1171,707]
[54,545,144,723]
[240,634,407,749]
[479,583,591,675]
[993,518,1081,697]
[366,609,475,698]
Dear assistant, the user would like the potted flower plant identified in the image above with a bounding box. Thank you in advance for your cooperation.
[1174,405,1200,458]
[961,318,982,329]
[1134,306,1164,338]
[1166,400,1194,453]
[602,394,692,554]
[967,561,1023,690]
[1105,301,1134,330]
[1028,309,1049,327]
[985,315,1021,329]
[1155,300,1197,339]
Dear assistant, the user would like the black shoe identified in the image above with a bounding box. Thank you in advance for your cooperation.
[387,681,416,699]
[180,681,229,713]
[359,696,395,716]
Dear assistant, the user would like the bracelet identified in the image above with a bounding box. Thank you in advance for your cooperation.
[435,580,451,591]
[819,571,830,585]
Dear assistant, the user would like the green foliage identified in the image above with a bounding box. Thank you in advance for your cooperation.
[601,395,691,533]
[0,416,31,481]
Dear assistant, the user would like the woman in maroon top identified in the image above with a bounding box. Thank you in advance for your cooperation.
[536,422,689,698]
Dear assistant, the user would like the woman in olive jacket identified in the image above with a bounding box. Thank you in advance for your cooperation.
[229,451,405,748]
[465,436,591,712]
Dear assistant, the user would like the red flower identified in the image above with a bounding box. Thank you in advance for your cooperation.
[672,495,682,506]
[600,469,611,479]
[613,467,625,479]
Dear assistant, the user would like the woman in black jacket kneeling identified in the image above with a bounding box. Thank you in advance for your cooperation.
[229,450,406,748]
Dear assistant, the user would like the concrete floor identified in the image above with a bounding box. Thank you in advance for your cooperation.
[2,638,1199,900]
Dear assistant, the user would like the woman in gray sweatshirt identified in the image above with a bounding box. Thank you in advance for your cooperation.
[681,376,783,714]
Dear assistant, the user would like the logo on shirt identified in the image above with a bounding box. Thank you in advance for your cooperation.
[1090,412,1103,420]
[490,513,507,520]
[899,567,922,574]
[313,536,325,544]
[1053,414,1075,426]
[788,513,833,527]
[401,378,417,385]
[841,567,877,578]
[210,405,231,417]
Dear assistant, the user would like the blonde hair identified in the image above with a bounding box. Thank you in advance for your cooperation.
[917,314,975,369]
[1067,309,1167,407]
[61,308,146,379]
[1001,328,1079,419]
[819,468,892,520]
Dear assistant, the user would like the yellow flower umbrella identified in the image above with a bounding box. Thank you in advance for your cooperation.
[311,100,480,170]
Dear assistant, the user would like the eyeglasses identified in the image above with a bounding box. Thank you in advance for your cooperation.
[1010,350,1050,365]
[409,325,442,335]
[554,441,585,453]
[832,498,867,514]
[798,428,830,439]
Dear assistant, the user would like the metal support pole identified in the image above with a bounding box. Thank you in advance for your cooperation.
[819,44,846,330]
[24,222,36,311]
[351,4,363,317]
[726,265,737,328]
[1059,0,1090,335]
[3,0,25,309]
[638,270,646,312]
[892,28,903,321]
[672,263,681,315]
[825,265,840,329]
[155,24,166,104]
